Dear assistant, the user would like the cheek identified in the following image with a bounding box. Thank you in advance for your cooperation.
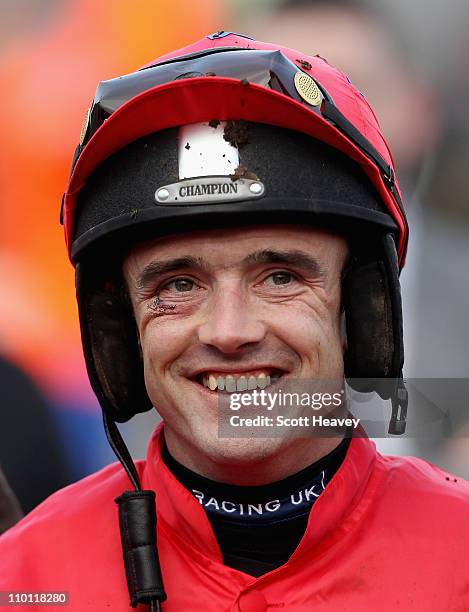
[268,295,343,366]
[139,319,188,393]
[278,293,342,341]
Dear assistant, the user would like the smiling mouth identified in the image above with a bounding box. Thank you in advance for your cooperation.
[193,368,286,393]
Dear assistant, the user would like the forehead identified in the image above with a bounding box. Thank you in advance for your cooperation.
[124,224,349,271]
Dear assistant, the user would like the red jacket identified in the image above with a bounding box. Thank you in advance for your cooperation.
[1,426,468,611]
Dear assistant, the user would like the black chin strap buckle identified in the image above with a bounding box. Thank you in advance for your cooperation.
[388,379,408,435]
[103,414,166,610]
[115,491,167,608]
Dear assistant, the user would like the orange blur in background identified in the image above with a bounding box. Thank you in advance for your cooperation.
[0,0,225,405]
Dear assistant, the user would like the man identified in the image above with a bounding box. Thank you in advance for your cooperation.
[0,32,468,611]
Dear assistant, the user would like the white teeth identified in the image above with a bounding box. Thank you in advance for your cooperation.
[201,371,279,392]
[257,373,267,389]
[236,376,248,391]
[248,376,257,390]
[225,375,236,392]
[208,374,218,391]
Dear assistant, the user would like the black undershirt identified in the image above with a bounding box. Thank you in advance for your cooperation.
[162,438,350,577]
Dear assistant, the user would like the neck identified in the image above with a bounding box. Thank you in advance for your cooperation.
[163,431,343,485]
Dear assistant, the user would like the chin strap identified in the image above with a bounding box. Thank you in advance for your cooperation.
[104,414,167,610]
[388,374,408,435]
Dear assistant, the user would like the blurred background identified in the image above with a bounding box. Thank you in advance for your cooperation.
[0,0,468,518]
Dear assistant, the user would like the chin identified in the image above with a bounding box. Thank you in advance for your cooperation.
[194,432,289,467]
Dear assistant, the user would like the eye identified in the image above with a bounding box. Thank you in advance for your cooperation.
[163,277,195,293]
[265,271,298,286]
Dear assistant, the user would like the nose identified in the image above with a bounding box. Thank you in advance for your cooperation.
[197,284,266,354]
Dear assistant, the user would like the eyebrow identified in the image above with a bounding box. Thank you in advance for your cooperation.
[135,249,325,291]
[244,249,326,278]
[136,256,208,290]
